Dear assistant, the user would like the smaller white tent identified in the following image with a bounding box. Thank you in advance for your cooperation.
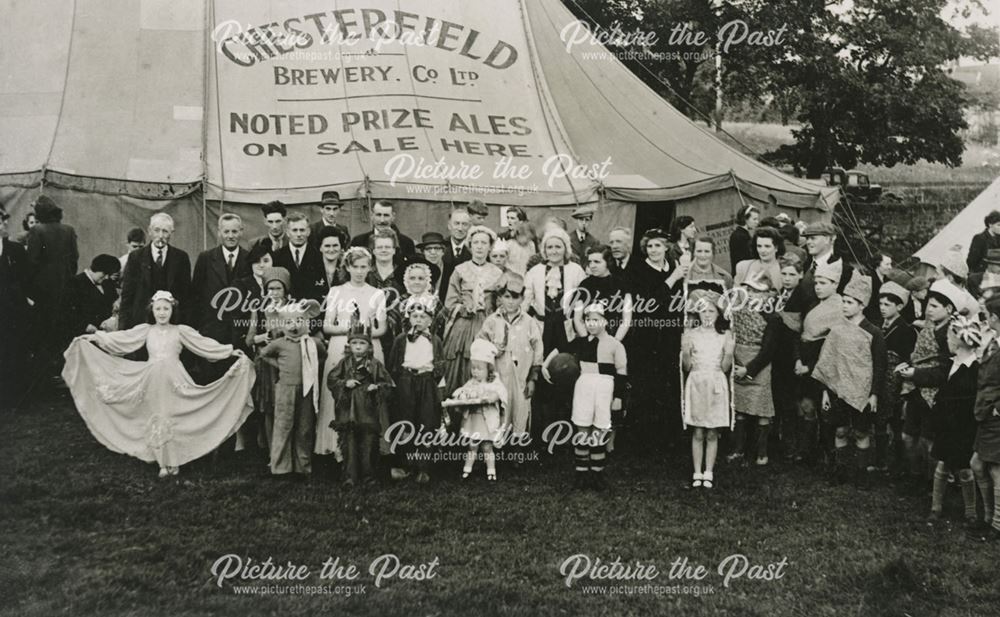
[914,176,1000,266]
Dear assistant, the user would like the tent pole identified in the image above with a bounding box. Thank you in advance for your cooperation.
[730,170,749,211]
[200,0,213,251]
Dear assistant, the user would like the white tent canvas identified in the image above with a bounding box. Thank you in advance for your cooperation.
[914,176,1000,266]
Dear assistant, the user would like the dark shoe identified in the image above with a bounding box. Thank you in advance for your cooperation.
[591,473,610,492]
[573,473,590,491]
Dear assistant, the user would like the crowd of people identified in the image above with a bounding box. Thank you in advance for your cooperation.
[1,193,999,541]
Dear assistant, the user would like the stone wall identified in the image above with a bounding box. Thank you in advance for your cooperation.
[841,201,967,265]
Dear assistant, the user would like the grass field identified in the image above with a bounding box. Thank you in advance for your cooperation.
[2,388,998,616]
[711,122,1000,188]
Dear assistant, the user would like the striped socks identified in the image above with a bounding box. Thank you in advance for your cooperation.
[590,444,606,473]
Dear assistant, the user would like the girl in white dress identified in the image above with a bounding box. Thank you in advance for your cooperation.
[316,247,388,458]
[62,291,254,477]
[681,290,734,489]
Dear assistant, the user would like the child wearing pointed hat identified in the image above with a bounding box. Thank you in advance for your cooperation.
[542,301,628,490]
[327,317,395,487]
[896,278,964,491]
[812,272,887,487]
[258,299,327,477]
[792,258,847,464]
[450,338,509,481]
[876,280,917,472]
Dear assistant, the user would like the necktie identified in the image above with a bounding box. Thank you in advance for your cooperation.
[299,336,319,410]
[156,249,164,267]
[226,252,235,281]
[294,248,302,267]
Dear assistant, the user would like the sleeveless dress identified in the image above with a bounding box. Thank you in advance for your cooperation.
[62,324,255,468]
[682,328,732,429]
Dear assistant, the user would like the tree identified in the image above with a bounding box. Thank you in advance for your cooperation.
[742,0,1000,176]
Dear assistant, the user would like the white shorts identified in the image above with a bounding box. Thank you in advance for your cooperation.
[571,374,615,430]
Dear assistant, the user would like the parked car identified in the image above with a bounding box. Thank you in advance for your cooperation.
[821,167,900,203]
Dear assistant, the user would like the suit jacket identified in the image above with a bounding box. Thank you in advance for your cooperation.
[729,226,753,274]
[967,229,1000,275]
[863,273,886,323]
[272,243,327,302]
[791,253,854,314]
[570,230,602,265]
[308,221,350,249]
[250,233,288,253]
[231,274,265,352]
[351,225,416,258]
[26,222,78,305]
[190,246,252,343]
[62,272,117,341]
[0,239,31,328]
[120,244,191,330]
[439,238,471,302]
[882,317,917,362]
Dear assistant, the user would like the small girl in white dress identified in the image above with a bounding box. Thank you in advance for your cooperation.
[681,290,734,489]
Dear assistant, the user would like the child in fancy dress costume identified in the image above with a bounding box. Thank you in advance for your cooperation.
[257,299,325,477]
[682,290,734,489]
[387,300,445,484]
[812,273,887,487]
[328,320,395,487]
[542,303,627,490]
[62,291,253,478]
[476,272,543,443]
[452,339,509,481]
[925,315,982,525]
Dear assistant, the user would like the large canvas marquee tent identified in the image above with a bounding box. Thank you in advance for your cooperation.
[0,0,838,263]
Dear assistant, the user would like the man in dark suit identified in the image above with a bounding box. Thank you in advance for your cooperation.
[273,212,327,302]
[569,203,601,264]
[26,196,79,369]
[120,213,191,330]
[309,191,350,250]
[1,206,33,409]
[967,210,1000,275]
[608,226,635,274]
[250,201,288,253]
[351,200,415,257]
[792,222,854,313]
[190,213,251,345]
[62,254,120,345]
[864,253,892,323]
[439,206,471,301]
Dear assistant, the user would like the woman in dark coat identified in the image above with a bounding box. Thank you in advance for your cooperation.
[728,205,759,274]
[628,228,689,446]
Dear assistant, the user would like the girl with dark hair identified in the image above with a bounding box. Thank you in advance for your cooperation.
[729,205,760,273]
[668,216,697,262]
[734,227,785,293]
[572,244,633,342]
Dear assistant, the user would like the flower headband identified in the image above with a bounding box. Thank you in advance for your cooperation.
[950,313,985,348]
[151,290,178,305]
[343,246,372,264]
